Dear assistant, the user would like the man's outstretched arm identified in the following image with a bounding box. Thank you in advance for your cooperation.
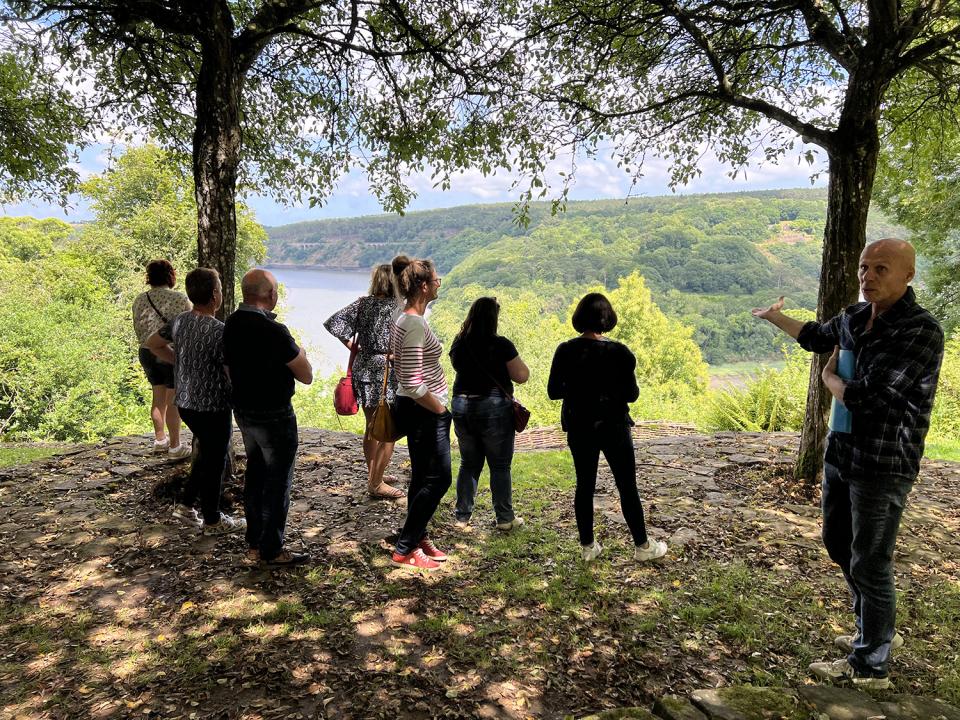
[751,296,806,339]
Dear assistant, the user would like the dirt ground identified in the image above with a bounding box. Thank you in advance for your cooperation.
[1,429,959,719]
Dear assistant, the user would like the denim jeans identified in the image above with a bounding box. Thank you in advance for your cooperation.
[395,397,452,556]
[567,422,648,547]
[822,462,912,677]
[452,393,516,524]
[235,406,299,562]
[177,407,232,525]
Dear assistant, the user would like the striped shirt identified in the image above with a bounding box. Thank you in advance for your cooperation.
[391,312,448,406]
[797,286,944,483]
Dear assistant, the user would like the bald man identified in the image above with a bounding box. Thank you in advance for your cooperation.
[223,268,313,567]
[754,238,944,689]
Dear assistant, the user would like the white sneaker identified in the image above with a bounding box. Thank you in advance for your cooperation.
[808,658,892,690]
[496,517,525,532]
[635,538,669,562]
[153,438,170,454]
[172,503,202,527]
[581,541,602,562]
[202,513,247,536]
[168,444,191,461]
[835,630,904,654]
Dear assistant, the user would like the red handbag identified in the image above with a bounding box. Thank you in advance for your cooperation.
[334,338,359,415]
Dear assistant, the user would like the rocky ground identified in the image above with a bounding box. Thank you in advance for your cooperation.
[1,428,959,719]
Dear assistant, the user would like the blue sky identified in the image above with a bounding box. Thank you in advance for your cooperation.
[2,142,829,227]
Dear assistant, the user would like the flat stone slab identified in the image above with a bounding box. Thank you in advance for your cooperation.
[580,709,657,720]
[796,685,885,719]
[879,695,960,720]
[690,687,803,720]
[652,695,707,720]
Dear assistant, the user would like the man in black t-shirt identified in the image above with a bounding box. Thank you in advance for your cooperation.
[224,269,313,567]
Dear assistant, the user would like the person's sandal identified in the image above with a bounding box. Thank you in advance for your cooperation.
[262,549,309,567]
[369,482,405,499]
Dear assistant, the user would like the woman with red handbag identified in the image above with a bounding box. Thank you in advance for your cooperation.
[449,297,530,532]
[547,293,668,564]
[324,263,405,499]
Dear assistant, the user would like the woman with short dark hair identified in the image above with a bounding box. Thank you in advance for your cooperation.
[450,296,529,530]
[146,268,244,536]
[132,259,192,458]
[548,293,668,563]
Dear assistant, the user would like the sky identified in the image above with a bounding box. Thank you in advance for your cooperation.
[1,141,829,227]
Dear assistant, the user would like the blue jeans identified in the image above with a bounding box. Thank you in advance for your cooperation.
[235,406,299,562]
[822,462,912,677]
[395,397,452,556]
[452,393,516,524]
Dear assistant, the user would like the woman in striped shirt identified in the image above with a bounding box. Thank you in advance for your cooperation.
[389,255,451,571]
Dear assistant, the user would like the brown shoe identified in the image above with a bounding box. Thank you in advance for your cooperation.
[262,549,309,567]
[243,548,260,565]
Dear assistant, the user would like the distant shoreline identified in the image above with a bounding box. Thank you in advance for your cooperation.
[263,263,367,272]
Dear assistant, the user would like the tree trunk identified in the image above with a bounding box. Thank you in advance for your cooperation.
[793,107,881,483]
[193,5,242,319]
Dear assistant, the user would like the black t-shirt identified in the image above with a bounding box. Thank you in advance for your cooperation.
[450,335,519,396]
[223,306,301,411]
[547,336,639,430]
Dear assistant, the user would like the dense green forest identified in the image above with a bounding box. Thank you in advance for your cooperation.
[0,147,956,449]
[267,191,902,363]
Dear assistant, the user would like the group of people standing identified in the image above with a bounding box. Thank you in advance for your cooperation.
[135,237,944,688]
[135,261,313,566]
[324,255,668,570]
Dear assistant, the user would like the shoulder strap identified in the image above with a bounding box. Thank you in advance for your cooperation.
[145,291,169,324]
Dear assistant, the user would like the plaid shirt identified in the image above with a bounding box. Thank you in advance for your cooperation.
[797,287,944,483]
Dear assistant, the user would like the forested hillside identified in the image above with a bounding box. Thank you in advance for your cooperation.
[267,190,902,362]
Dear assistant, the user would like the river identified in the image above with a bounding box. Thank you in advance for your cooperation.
[270,267,371,375]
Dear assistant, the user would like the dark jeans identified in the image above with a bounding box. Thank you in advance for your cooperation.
[177,407,232,524]
[235,406,299,561]
[395,397,452,556]
[822,462,912,677]
[567,422,648,547]
[452,393,516,524]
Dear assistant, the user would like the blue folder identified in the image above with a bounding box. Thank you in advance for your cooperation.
[828,349,855,433]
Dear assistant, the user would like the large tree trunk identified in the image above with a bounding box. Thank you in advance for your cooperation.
[193,5,242,319]
[793,87,883,483]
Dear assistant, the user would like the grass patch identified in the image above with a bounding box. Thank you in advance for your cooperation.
[0,445,62,467]
[926,440,960,462]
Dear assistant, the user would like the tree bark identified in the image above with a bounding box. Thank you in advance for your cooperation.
[793,80,883,483]
[193,3,242,319]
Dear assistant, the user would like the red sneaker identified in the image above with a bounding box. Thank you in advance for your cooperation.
[391,548,441,571]
[418,537,448,562]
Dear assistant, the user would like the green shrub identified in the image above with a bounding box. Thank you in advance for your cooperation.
[703,344,809,432]
[930,336,960,443]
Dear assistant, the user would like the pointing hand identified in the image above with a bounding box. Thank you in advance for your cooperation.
[751,296,785,320]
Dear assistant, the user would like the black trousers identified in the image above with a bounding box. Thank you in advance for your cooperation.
[177,407,232,525]
[567,422,648,547]
[395,397,452,555]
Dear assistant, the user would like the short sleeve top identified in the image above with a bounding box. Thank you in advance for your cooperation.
[223,305,302,411]
[449,335,519,396]
[132,287,192,346]
[159,312,230,412]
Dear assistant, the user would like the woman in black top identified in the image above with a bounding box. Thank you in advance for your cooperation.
[449,297,529,530]
[547,293,668,563]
